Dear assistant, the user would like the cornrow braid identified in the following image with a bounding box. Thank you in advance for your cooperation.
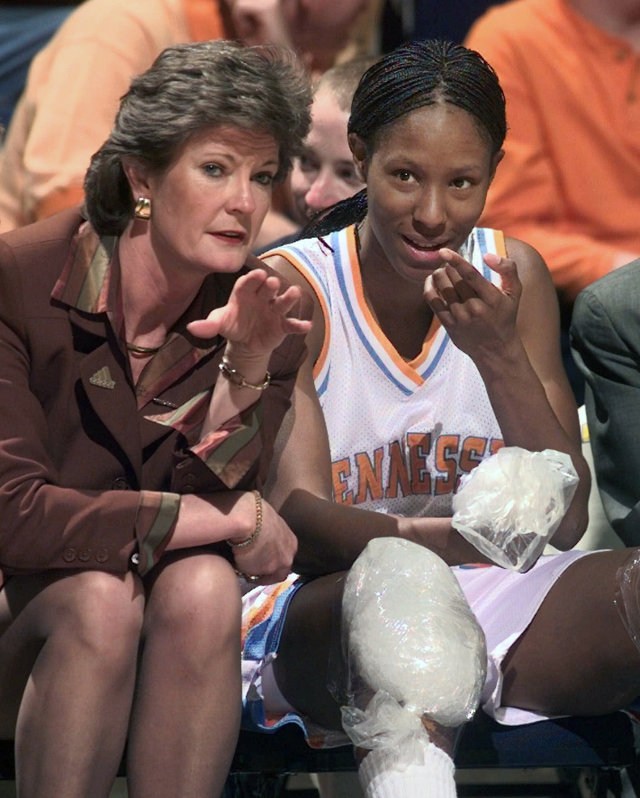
[304,39,507,239]
[303,188,367,239]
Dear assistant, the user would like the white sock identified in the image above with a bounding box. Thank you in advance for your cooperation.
[358,738,456,798]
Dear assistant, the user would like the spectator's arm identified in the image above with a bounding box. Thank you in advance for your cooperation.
[571,276,640,543]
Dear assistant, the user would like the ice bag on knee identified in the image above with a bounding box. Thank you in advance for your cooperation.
[340,537,486,752]
[451,446,578,572]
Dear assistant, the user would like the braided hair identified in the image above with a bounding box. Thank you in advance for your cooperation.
[303,39,506,239]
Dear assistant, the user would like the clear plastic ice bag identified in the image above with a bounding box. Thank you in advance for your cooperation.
[451,447,578,572]
[341,538,486,737]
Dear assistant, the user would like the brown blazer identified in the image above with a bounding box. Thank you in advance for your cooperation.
[0,209,308,578]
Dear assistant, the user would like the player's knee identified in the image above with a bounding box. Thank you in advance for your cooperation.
[615,548,640,652]
[342,537,486,728]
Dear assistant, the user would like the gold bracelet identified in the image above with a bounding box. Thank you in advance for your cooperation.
[226,490,262,549]
[218,357,271,391]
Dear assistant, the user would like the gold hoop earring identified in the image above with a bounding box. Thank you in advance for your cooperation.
[134,197,151,220]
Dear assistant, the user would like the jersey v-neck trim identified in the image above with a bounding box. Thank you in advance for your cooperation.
[333,225,448,395]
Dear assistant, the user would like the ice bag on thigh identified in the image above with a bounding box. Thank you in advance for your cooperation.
[452,446,579,572]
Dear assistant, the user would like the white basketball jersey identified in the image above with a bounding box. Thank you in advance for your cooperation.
[270,225,506,517]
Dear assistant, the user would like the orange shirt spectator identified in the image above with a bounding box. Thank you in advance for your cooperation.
[465,0,640,303]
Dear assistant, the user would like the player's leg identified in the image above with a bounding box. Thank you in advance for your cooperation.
[274,539,487,797]
[501,548,640,716]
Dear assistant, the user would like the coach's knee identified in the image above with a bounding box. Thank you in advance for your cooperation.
[144,553,241,665]
[49,570,144,672]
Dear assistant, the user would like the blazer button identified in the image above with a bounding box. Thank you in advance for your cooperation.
[63,548,77,563]
[95,548,109,563]
[111,477,131,490]
[78,549,91,562]
[183,477,196,494]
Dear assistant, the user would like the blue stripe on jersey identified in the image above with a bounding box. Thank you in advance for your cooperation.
[417,332,450,380]
[316,368,330,398]
[420,227,493,379]
[316,228,498,396]
[475,229,493,280]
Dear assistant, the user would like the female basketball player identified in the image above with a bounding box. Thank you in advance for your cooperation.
[198,40,640,798]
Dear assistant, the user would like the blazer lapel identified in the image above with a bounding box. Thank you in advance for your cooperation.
[77,331,143,480]
[138,339,224,452]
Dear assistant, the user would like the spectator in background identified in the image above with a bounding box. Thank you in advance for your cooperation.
[465,0,640,400]
[0,0,382,248]
[465,0,640,301]
[289,58,376,224]
[263,55,376,254]
[571,260,640,547]
[0,2,77,131]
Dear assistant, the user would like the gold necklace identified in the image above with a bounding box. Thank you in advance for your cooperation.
[126,342,162,356]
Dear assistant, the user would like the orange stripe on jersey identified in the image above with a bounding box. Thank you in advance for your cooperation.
[408,313,442,369]
[263,247,331,383]
[494,229,507,257]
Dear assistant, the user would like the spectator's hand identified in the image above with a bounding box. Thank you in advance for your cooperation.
[424,248,522,360]
[187,268,311,359]
[229,493,298,585]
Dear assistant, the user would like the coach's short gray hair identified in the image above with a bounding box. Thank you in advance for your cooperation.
[84,40,312,234]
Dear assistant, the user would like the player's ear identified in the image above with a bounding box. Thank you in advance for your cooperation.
[348,133,368,182]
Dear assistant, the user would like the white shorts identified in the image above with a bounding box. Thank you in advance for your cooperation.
[452,551,593,724]
[241,550,594,746]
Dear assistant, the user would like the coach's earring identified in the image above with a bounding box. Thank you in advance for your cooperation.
[134,197,151,220]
